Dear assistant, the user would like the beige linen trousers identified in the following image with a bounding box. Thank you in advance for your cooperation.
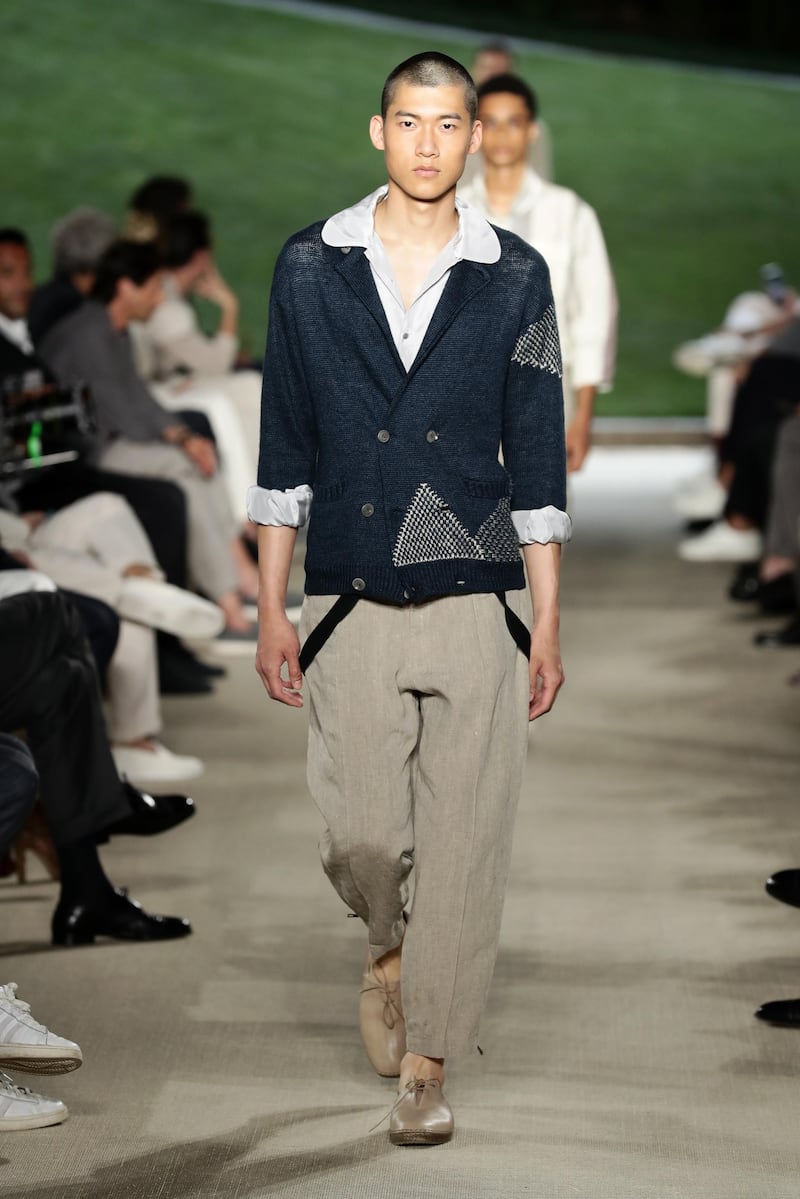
[301,590,531,1059]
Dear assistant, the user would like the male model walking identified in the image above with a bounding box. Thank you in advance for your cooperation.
[250,52,571,1146]
[460,73,617,473]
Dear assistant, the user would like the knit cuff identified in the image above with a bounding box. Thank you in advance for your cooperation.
[246,484,313,527]
[512,506,572,545]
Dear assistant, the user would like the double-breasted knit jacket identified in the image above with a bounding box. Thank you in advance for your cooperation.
[256,221,568,604]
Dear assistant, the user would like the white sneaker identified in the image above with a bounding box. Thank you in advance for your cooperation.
[0,983,82,1075]
[111,742,205,784]
[0,1070,67,1131]
[673,475,727,521]
[118,578,225,640]
[678,521,762,562]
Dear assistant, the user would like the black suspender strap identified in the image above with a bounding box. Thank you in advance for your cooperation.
[496,592,531,660]
[299,594,360,673]
[299,591,529,674]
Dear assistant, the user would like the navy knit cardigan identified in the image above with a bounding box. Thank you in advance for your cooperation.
[257,222,567,603]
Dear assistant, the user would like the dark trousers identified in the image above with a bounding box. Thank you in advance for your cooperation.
[724,355,800,528]
[0,591,129,846]
[0,734,38,855]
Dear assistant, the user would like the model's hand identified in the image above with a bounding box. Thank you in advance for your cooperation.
[183,435,217,477]
[528,630,564,721]
[256,614,303,707]
[565,414,591,473]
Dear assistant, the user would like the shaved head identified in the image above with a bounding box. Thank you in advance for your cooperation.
[381,51,477,122]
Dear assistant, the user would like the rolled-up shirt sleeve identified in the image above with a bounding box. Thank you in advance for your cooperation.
[246,483,313,527]
[512,505,572,545]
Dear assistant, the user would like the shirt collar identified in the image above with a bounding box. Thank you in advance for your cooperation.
[467,167,544,218]
[0,314,33,355]
[322,184,501,264]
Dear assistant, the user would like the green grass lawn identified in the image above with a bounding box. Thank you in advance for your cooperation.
[3,0,799,415]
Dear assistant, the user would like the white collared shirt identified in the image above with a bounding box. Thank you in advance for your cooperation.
[0,314,34,356]
[321,185,500,371]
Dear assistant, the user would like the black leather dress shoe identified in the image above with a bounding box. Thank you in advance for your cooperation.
[100,782,195,839]
[52,887,192,946]
[754,999,800,1027]
[754,616,800,648]
[729,567,796,613]
[765,869,800,909]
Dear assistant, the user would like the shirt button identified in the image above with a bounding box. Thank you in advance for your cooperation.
[377,429,391,443]
[426,430,439,443]
[352,577,366,592]
[361,503,375,517]
[402,332,409,340]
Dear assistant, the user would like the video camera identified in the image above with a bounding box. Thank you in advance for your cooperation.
[0,375,96,480]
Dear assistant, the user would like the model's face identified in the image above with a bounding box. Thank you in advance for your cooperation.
[370,83,481,203]
[118,271,164,321]
[478,92,536,169]
[0,243,33,320]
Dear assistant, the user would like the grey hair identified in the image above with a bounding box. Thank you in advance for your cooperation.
[381,51,477,122]
[50,207,117,275]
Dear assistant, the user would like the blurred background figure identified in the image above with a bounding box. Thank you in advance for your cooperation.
[131,208,262,528]
[468,40,553,181]
[28,207,117,344]
[460,73,617,473]
[124,174,193,245]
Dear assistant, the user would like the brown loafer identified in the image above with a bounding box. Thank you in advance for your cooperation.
[359,962,406,1077]
[389,1077,453,1146]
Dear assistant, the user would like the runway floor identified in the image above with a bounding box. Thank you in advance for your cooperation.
[2,449,799,1198]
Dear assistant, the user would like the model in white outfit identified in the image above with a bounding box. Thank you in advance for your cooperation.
[0,493,223,783]
[459,74,617,473]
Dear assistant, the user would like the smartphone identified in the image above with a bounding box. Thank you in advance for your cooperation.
[761,262,787,304]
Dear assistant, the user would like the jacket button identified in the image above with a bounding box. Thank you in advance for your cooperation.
[377,429,390,443]
[352,577,366,591]
[426,430,439,443]
[361,503,375,517]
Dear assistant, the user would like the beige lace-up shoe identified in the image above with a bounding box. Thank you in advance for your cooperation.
[359,961,406,1077]
[389,1077,454,1146]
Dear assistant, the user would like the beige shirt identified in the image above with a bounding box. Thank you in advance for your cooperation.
[460,168,617,391]
[132,274,238,382]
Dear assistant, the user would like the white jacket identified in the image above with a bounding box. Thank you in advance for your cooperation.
[460,168,617,391]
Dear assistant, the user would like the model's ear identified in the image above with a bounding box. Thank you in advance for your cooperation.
[468,119,483,156]
[369,115,385,152]
[528,119,541,145]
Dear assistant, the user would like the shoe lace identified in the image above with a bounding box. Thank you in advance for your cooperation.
[360,964,403,1031]
[0,1069,35,1098]
[367,1077,441,1134]
[0,983,47,1033]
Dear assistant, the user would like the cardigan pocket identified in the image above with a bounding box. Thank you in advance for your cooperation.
[461,474,511,500]
[313,479,347,503]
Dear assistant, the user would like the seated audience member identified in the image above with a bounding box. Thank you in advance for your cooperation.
[750,414,800,647]
[27,208,116,344]
[38,239,256,632]
[0,491,223,783]
[0,973,79,1130]
[0,735,37,862]
[124,174,193,245]
[673,289,796,522]
[0,226,224,690]
[131,210,261,524]
[678,330,800,564]
[0,585,194,943]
